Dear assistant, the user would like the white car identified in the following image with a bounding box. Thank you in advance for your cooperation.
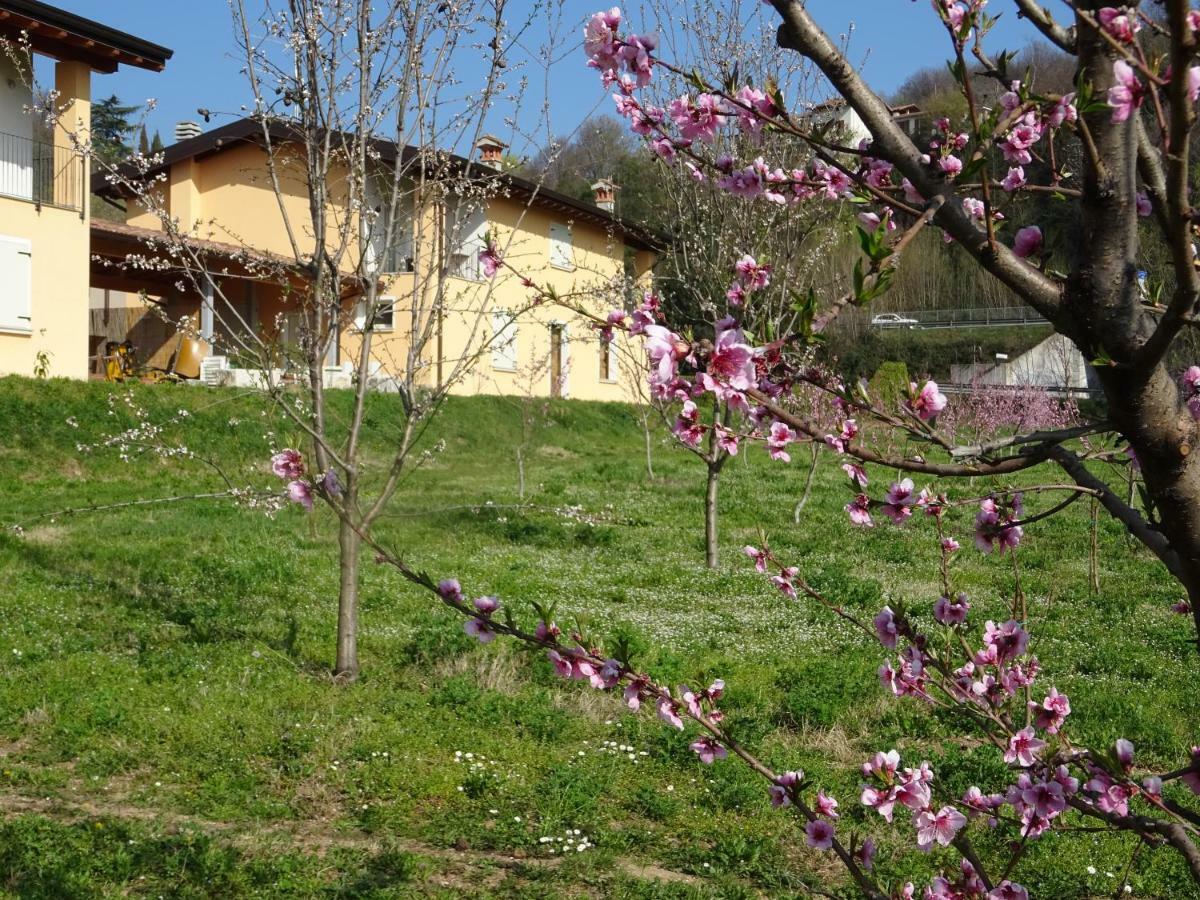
[871,313,920,329]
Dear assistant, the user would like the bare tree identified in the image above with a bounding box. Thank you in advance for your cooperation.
[93,0,570,680]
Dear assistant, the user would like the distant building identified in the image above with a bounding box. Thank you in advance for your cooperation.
[951,333,1097,394]
[803,99,929,147]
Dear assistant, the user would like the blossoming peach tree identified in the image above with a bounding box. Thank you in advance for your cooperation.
[268,1,1200,894]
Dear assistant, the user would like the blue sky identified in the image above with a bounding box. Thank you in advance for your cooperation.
[55,0,1053,153]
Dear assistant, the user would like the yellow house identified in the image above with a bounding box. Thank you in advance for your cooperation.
[0,0,171,380]
[97,118,660,400]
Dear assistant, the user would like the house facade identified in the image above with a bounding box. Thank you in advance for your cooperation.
[0,0,170,380]
[99,119,659,400]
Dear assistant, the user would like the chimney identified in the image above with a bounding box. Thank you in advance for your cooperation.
[591,178,616,212]
[475,135,507,170]
[174,121,202,142]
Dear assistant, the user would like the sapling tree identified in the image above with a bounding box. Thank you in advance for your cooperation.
[77,0,592,680]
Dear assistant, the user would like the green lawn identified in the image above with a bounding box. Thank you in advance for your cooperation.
[0,375,1196,898]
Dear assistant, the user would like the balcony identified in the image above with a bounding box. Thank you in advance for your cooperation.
[0,130,85,214]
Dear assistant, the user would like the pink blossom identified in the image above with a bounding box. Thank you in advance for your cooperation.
[657,694,684,729]
[769,770,802,807]
[805,819,835,850]
[583,7,622,73]
[649,136,677,163]
[982,619,1030,663]
[1013,225,1043,259]
[874,606,899,648]
[882,478,917,524]
[841,462,868,487]
[535,619,560,641]
[709,323,756,390]
[845,493,873,527]
[271,449,305,479]
[942,536,960,553]
[1029,686,1071,733]
[717,162,764,198]
[473,595,499,615]
[546,649,573,678]
[1108,60,1145,124]
[1189,66,1200,103]
[854,837,876,871]
[862,750,900,781]
[743,545,768,573]
[938,154,963,177]
[643,324,686,385]
[988,882,1029,900]
[934,592,970,626]
[623,676,647,711]
[1173,598,1193,615]
[286,480,313,510]
[1046,93,1077,128]
[910,380,948,421]
[1001,166,1026,192]
[479,244,502,278]
[1005,727,1047,767]
[1115,737,1135,771]
[1097,7,1140,43]
[1021,778,1067,819]
[690,736,727,764]
[320,469,342,498]
[771,566,798,599]
[915,805,967,849]
[860,785,897,822]
[1136,191,1153,217]
[734,254,772,290]
[437,579,463,602]
[815,789,839,819]
[734,85,777,138]
[668,93,727,143]
[766,421,796,462]
[464,618,496,643]
[715,425,740,456]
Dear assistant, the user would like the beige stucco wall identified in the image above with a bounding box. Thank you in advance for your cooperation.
[0,60,90,381]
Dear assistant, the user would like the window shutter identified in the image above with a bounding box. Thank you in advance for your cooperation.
[549,224,573,269]
[0,235,32,331]
[491,311,518,370]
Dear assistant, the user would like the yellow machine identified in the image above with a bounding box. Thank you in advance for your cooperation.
[103,336,210,383]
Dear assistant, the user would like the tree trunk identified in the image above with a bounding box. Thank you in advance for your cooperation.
[705,462,720,569]
[334,516,361,681]
[517,446,526,500]
[642,412,655,480]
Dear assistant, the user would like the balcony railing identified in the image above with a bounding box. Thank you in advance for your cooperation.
[0,130,85,214]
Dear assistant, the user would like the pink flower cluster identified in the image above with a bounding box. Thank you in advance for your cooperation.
[974,494,1023,554]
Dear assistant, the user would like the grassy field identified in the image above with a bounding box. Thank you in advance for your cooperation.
[0,375,1197,898]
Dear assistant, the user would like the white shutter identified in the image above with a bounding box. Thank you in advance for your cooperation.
[0,235,32,332]
[549,224,573,269]
[491,310,518,370]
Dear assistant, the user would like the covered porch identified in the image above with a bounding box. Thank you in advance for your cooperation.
[89,219,356,385]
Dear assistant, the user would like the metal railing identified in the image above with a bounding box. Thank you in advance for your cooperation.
[0,130,84,213]
[874,306,1048,330]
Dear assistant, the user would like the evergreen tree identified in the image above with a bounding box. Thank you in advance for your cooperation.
[91,95,140,163]
[138,124,150,156]
[150,130,165,153]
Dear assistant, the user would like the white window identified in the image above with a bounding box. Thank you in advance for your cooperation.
[447,202,488,281]
[599,334,618,382]
[363,178,415,274]
[0,235,32,333]
[352,295,395,332]
[491,310,518,370]
[549,223,574,270]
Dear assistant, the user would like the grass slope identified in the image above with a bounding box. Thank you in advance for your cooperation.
[0,376,1196,898]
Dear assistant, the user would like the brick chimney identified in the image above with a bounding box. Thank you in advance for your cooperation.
[174,121,201,142]
[591,178,616,212]
[475,135,507,170]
